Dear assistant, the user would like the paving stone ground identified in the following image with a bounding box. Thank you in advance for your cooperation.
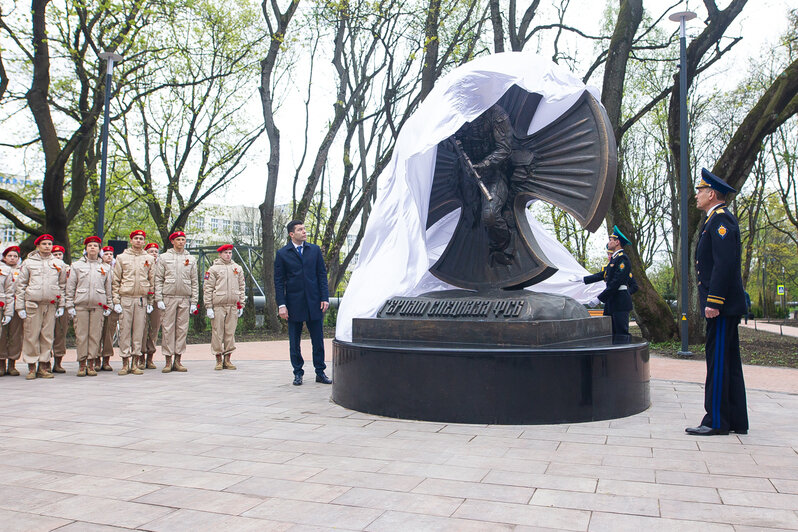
[1,344,797,531]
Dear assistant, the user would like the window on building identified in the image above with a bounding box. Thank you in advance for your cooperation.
[222,219,231,232]
[210,218,220,230]
[1,226,15,242]
[196,218,205,231]
[233,221,243,234]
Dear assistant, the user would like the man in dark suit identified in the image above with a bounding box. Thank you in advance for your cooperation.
[274,220,331,386]
[686,168,748,436]
[571,226,637,338]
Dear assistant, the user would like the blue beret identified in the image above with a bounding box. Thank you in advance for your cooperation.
[698,168,737,195]
[610,225,631,247]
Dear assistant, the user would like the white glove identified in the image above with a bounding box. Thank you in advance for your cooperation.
[103,308,111,317]
[567,275,582,283]
[55,308,64,318]
[17,310,27,319]
[589,298,601,306]
[1,316,11,326]
[206,308,215,319]
[146,304,153,314]
[114,304,123,314]
[157,301,166,310]
[68,308,77,318]
[237,308,244,318]
[190,304,198,314]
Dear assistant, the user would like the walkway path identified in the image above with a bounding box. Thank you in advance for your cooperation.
[1,340,796,531]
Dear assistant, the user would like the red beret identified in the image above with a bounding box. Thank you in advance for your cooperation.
[129,229,146,239]
[144,242,160,250]
[168,231,186,241]
[102,246,114,253]
[34,234,54,246]
[52,245,66,254]
[2,246,21,256]
[83,236,102,246]
[217,244,234,253]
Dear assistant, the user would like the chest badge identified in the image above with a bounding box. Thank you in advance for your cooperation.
[717,225,727,238]
[185,258,190,266]
[619,263,625,270]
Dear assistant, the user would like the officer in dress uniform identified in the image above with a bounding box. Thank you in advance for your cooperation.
[140,242,162,370]
[570,226,637,337]
[98,245,117,371]
[686,168,748,436]
[50,244,69,374]
[0,246,24,376]
[204,244,246,371]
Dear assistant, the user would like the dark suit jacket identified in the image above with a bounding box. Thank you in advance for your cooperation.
[696,205,745,316]
[274,242,329,323]
[585,251,633,314]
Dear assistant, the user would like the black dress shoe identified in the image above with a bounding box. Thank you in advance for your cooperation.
[315,372,332,384]
[685,425,729,436]
[293,375,302,386]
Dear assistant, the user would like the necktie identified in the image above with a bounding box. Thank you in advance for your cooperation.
[297,246,302,256]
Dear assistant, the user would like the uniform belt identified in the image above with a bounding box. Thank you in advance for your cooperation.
[619,285,628,290]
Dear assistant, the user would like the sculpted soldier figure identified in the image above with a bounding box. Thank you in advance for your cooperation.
[154,231,198,373]
[50,244,69,374]
[454,103,515,266]
[113,230,153,376]
[98,245,117,371]
[204,244,246,371]
[140,242,162,370]
[16,234,67,380]
[0,246,23,376]
[66,236,113,376]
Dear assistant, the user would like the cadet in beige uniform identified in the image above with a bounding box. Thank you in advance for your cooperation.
[112,230,153,376]
[154,231,198,373]
[98,246,117,371]
[66,236,113,376]
[16,234,67,379]
[140,242,162,370]
[204,244,246,370]
[50,244,69,373]
[0,246,23,376]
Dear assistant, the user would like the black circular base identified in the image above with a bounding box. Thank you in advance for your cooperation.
[332,338,650,425]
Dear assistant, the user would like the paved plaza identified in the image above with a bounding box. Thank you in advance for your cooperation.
[1,340,798,531]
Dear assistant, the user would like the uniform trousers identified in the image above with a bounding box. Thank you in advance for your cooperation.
[22,302,56,364]
[142,307,162,355]
[607,310,630,337]
[161,296,189,358]
[702,315,748,432]
[0,314,23,360]
[100,312,118,357]
[74,308,104,361]
[288,319,326,377]
[119,296,147,358]
[52,313,68,356]
[211,305,238,355]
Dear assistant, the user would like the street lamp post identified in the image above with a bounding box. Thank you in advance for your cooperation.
[96,51,123,239]
[669,10,696,358]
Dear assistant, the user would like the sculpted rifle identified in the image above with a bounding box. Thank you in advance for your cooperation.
[454,139,493,201]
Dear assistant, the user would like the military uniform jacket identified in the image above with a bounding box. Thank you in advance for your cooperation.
[696,204,746,316]
[15,251,67,308]
[154,248,199,305]
[274,242,329,323]
[203,258,246,309]
[594,251,633,313]
[0,261,21,316]
[66,256,113,310]
[112,248,154,303]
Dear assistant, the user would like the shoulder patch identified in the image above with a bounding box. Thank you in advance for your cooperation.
[619,262,625,270]
[717,225,727,238]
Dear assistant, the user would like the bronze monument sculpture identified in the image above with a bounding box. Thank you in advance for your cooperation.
[332,57,649,424]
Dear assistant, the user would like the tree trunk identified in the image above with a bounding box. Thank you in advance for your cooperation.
[420,0,441,99]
